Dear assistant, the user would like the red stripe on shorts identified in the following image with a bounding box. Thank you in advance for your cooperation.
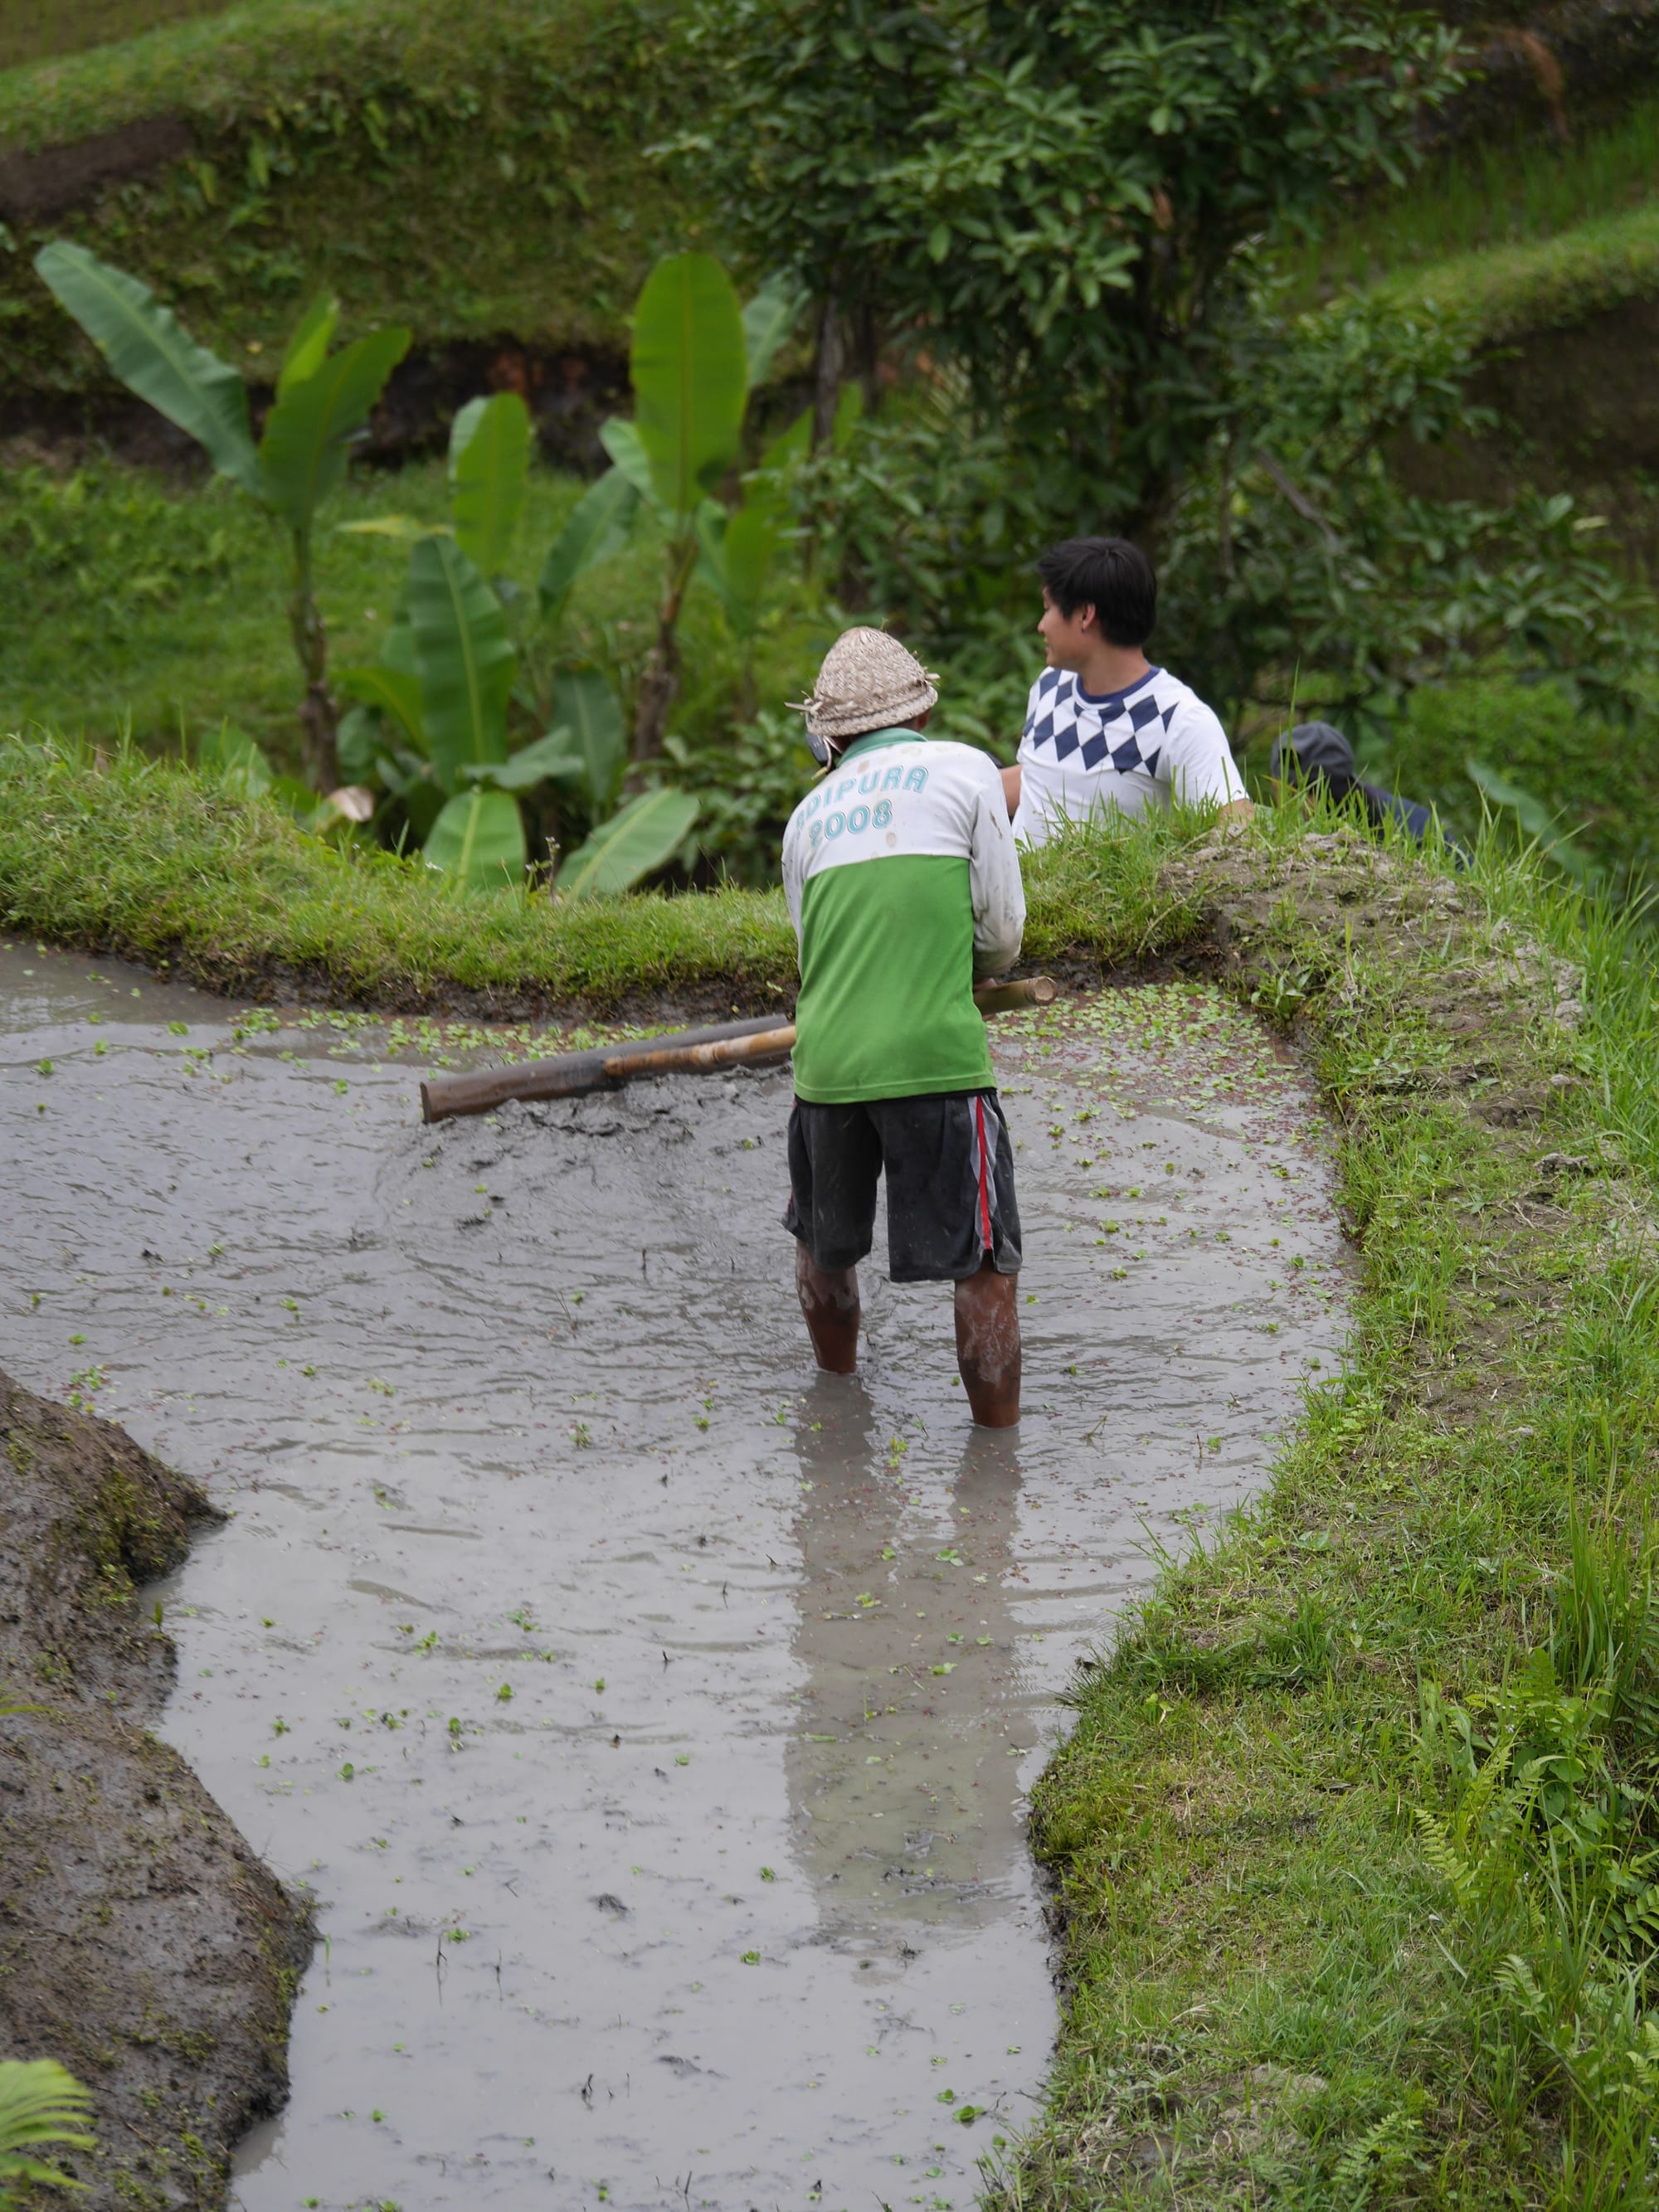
[974,1097,993,1252]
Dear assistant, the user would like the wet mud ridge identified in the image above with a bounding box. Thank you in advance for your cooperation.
[0,1369,310,2211]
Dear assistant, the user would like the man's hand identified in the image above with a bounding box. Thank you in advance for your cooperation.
[1000,763,1021,818]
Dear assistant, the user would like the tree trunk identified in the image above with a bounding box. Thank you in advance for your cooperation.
[287,527,340,790]
[631,607,684,770]
[854,297,881,418]
[810,288,844,454]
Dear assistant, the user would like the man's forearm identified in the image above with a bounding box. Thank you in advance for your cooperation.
[1000,764,1020,818]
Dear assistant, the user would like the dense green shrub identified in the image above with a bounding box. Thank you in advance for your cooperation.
[679,0,1465,532]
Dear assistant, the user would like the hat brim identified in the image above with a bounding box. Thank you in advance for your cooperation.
[801,678,939,740]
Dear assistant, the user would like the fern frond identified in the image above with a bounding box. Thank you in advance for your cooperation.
[0,2059,95,2201]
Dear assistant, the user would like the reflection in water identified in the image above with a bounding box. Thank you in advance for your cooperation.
[789,1380,1030,1933]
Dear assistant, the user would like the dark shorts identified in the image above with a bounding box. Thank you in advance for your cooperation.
[784,1090,1022,1283]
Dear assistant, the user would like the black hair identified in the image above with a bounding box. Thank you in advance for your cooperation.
[1035,537,1156,648]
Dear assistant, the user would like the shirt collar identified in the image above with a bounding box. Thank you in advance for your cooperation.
[1074,665,1161,711]
[836,726,926,764]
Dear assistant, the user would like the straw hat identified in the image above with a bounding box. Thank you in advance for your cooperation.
[791,626,939,742]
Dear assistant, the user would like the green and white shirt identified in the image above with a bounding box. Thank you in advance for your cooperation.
[781,728,1025,1105]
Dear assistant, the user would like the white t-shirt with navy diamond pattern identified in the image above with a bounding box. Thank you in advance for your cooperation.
[1012,664,1245,843]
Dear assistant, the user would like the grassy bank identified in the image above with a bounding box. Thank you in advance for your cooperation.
[997,821,1659,2205]
[5,746,1659,2198]
[1286,95,1659,307]
[0,0,233,70]
[0,734,1188,1008]
[0,0,703,406]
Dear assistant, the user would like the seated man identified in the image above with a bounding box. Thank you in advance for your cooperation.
[1271,721,1469,864]
[781,627,1026,1427]
[1001,536,1251,839]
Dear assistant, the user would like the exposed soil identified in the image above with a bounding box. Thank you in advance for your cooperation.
[0,1369,311,2212]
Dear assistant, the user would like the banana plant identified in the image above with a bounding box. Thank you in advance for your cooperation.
[337,398,697,894]
[523,260,808,770]
[534,668,698,897]
[33,241,409,789]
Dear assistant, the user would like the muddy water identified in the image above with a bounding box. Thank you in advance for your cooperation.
[0,941,1350,2212]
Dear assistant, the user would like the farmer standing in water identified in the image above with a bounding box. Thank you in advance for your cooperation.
[781,629,1027,1427]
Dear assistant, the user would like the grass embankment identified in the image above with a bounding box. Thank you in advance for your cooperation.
[1000,827,1659,2205]
[1287,94,1659,311]
[6,746,1658,2197]
[0,0,232,70]
[0,0,702,407]
[0,734,1179,1008]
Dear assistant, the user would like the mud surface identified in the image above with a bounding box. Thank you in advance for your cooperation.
[1,940,1349,2212]
[0,1366,310,2212]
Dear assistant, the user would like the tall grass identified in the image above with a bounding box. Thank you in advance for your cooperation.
[1281,95,1659,302]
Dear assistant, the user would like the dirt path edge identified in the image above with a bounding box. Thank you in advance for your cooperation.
[0,1368,312,2212]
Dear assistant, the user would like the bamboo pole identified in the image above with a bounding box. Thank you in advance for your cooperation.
[420,977,1058,1124]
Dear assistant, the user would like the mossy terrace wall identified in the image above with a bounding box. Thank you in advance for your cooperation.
[0,0,708,440]
[9,0,1659,471]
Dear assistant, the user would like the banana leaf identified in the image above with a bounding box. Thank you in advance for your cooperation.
[557,787,698,897]
[406,537,514,787]
[258,324,411,530]
[336,664,426,751]
[630,253,747,520]
[538,464,640,617]
[549,669,625,809]
[279,294,338,396]
[460,728,577,794]
[742,274,809,386]
[34,241,260,495]
[698,408,806,636]
[424,789,527,887]
[450,391,531,578]
[714,490,786,640]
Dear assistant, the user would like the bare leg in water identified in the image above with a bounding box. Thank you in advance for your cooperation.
[796,1247,859,1375]
[955,1260,1020,1427]
[798,1248,1018,1424]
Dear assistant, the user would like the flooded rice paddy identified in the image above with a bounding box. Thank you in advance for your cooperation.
[0,941,1350,2212]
